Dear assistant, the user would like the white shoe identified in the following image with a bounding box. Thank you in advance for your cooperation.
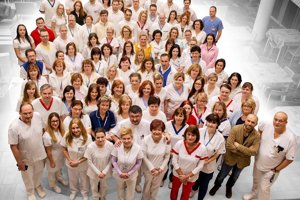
[57,177,69,186]
[135,184,142,193]
[82,195,89,200]
[168,182,172,189]
[70,192,76,200]
[27,194,36,200]
[35,186,46,198]
[52,185,61,193]
[190,189,198,198]
[243,192,257,200]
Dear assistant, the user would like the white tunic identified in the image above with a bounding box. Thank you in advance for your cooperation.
[150,22,172,41]
[107,8,124,28]
[111,143,143,174]
[48,71,71,97]
[110,118,151,145]
[132,96,148,111]
[35,42,57,73]
[191,30,207,45]
[81,72,101,88]
[142,108,167,124]
[199,128,225,174]
[84,141,114,178]
[53,36,74,53]
[205,68,229,88]
[165,120,189,148]
[64,53,84,73]
[83,1,103,24]
[233,93,260,115]
[125,85,138,100]
[203,84,220,100]
[43,130,65,172]
[165,84,189,117]
[171,140,207,182]
[13,37,34,65]
[256,121,297,172]
[51,15,67,36]
[117,69,133,87]
[32,96,69,125]
[39,0,61,27]
[154,88,167,111]
[63,115,92,132]
[207,96,239,118]
[8,112,47,164]
[60,134,92,171]
[142,134,171,171]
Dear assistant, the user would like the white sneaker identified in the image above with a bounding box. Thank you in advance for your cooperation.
[70,192,76,200]
[190,189,198,198]
[168,182,172,189]
[35,186,46,198]
[27,194,36,200]
[243,192,257,200]
[135,184,142,193]
[52,185,61,193]
[57,177,69,186]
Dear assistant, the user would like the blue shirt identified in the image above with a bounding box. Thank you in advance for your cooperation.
[202,16,224,37]
[89,110,116,132]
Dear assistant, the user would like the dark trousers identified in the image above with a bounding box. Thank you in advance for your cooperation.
[163,158,173,182]
[192,171,214,200]
[214,162,243,188]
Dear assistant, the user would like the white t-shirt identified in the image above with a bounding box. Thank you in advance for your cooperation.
[256,121,297,172]
[8,112,47,163]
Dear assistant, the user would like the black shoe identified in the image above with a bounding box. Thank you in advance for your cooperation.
[226,187,232,198]
[209,185,220,196]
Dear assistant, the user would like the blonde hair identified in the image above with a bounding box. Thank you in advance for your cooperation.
[65,118,88,147]
[118,94,132,115]
[119,127,133,138]
[242,98,256,113]
[186,63,202,77]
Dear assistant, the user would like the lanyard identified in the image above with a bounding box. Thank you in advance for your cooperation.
[95,62,101,73]
[106,37,112,45]
[47,0,55,7]
[86,26,91,35]
[97,112,108,129]
[172,122,185,135]
[142,97,148,108]
[204,129,215,146]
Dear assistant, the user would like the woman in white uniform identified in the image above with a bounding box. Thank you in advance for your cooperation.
[142,119,171,200]
[165,72,189,119]
[170,125,207,200]
[61,118,92,200]
[190,114,226,199]
[82,83,100,115]
[43,112,68,193]
[84,128,114,200]
[132,80,155,111]
[111,127,143,200]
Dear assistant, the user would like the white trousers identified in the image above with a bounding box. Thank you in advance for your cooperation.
[67,167,90,197]
[113,172,138,200]
[89,177,108,200]
[20,159,45,196]
[48,169,64,187]
[251,164,279,200]
[142,169,166,200]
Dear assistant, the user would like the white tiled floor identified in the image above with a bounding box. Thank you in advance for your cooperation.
[0,0,299,199]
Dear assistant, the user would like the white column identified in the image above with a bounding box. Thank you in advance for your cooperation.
[252,0,276,42]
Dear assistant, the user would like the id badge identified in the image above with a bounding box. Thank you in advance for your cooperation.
[78,147,85,154]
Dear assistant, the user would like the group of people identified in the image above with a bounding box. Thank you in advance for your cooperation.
[9,0,297,200]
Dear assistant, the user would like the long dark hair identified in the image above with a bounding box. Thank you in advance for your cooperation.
[15,24,32,44]
[187,76,205,100]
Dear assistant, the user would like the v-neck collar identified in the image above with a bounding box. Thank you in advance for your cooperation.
[39,98,54,111]
[184,141,201,155]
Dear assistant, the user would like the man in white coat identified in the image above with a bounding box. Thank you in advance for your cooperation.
[8,103,47,200]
